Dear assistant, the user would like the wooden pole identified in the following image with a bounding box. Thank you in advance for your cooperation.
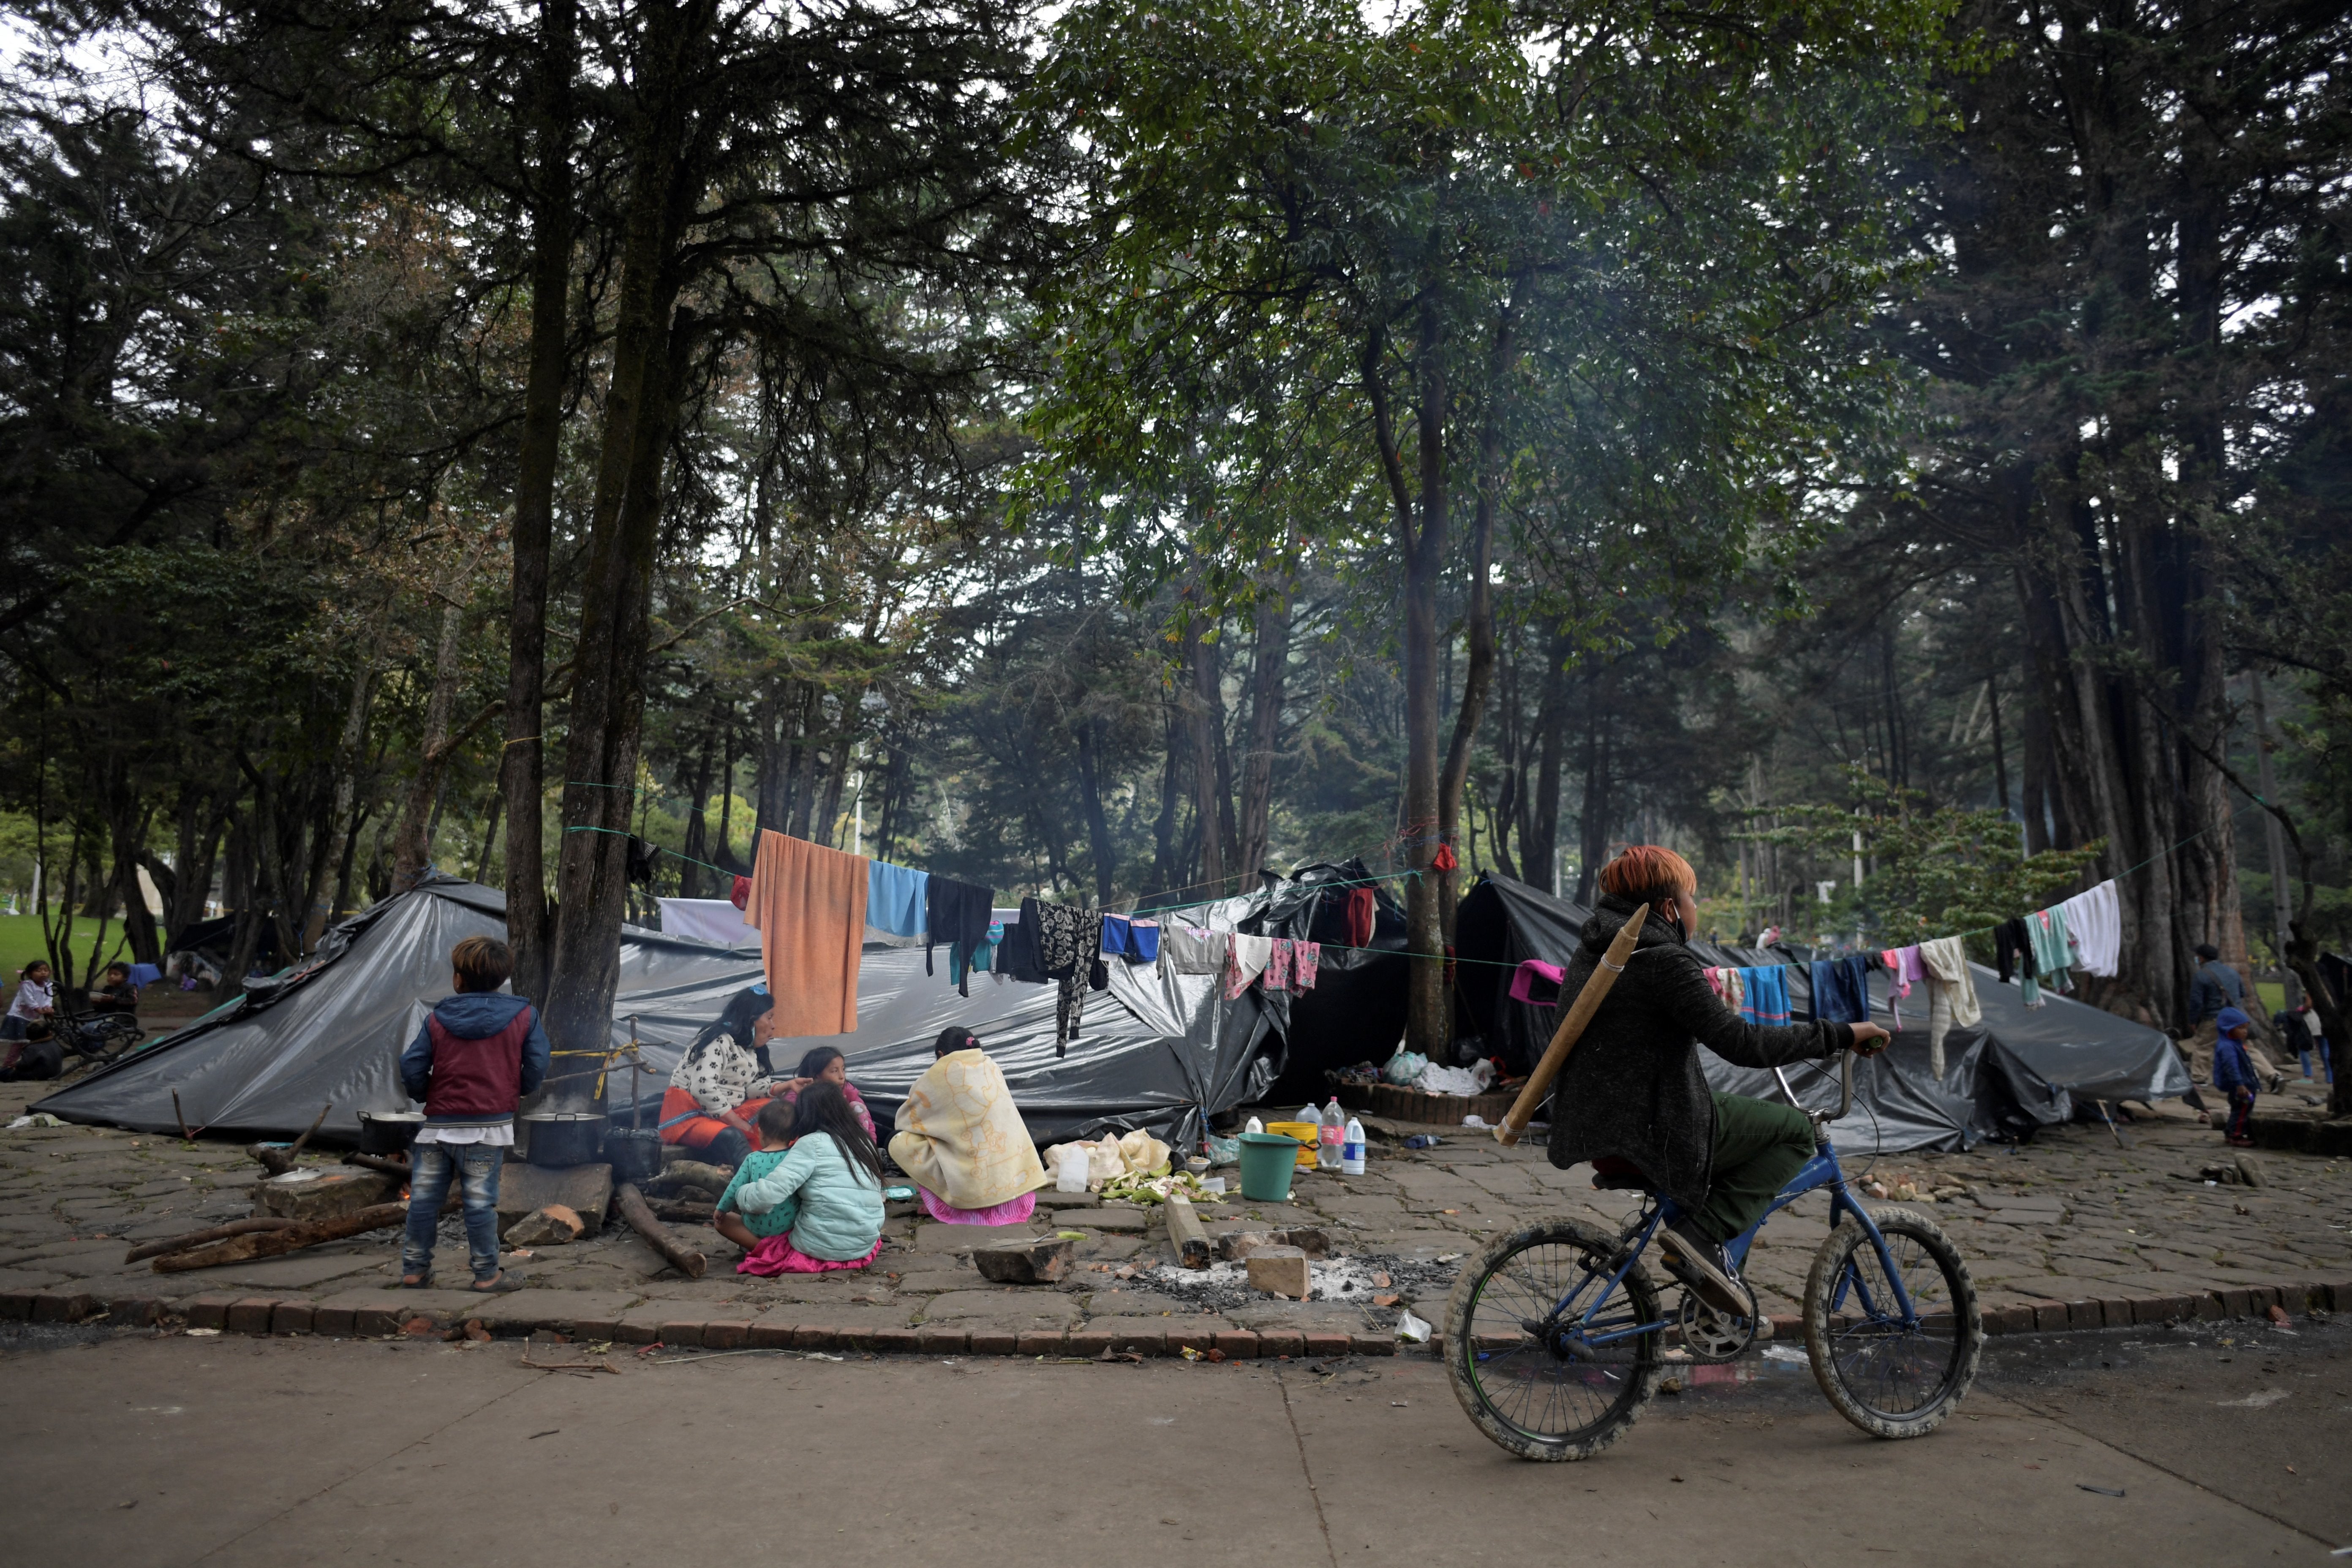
[615,1180,706,1279]
[124,1218,300,1265]
[1494,901,1649,1147]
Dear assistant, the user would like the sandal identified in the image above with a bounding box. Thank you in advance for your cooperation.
[468,1272,524,1293]
[399,1272,436,1289]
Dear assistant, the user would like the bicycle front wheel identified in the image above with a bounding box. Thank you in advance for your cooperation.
[1443,1217,1664,1462]
[1803,1206,1981,1439]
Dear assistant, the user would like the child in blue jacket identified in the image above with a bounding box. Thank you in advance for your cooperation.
[2211,1006,2259,1148]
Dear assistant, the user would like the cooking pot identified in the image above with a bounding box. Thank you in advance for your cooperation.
[357,1111,425,1156]
[602,1126,663,1184]
[522,1111,608,1169]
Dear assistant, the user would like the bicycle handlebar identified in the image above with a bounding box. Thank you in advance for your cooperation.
[1772,1044,1856,1126]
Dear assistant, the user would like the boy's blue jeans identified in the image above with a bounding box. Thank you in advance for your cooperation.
[402,1143,505,1282]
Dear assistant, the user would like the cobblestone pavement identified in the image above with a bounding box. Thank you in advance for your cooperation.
[5,1079,2349,1350]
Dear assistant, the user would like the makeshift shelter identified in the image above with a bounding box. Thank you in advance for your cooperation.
[1447,871,2186,1154]
[38,874,1282,1151]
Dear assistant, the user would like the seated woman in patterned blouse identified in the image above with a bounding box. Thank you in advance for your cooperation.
[657,987,781,1168]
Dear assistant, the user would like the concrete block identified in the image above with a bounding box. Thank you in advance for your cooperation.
[1214,1329,1260,1359]
[971,1235,1075,1286]
[1246,1247,1311,1299]
[1216,1231,1281,1262]
[1276,1228,1331,1260]
[917,1324,972,1355]
[495,1164,611,1238]
[1051,1208,1151,1233]
[270,1301,315,1335]
[252,1169,396,1223]
[225,1297,278,1334]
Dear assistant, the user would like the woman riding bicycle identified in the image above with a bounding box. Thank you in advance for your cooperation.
[1550,847,1888,1315]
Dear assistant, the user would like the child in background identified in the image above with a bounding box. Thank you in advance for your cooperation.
[3,960,55,1075]
[2212,1006,2260,1148]
[711,1098,801,1254]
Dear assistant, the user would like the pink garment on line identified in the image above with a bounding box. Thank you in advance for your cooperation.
[1293,941,1319,991]
[1510,959,1566,1007]
[918,1187,1037,1227]
[1266,938,1294,992]
[736,1233,885,1276]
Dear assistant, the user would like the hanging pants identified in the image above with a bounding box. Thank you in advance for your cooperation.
[1694,1093,1817,1245]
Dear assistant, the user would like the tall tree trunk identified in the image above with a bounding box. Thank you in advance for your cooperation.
[1150,705,1183,896]
[1436,308,1512,945]
[1524,631,1573,890]
[391,588,471,891]
[1074,716,1118,905]
[1234,588,1290,881]
[678,729,714,898]
[1183,607,1228,892]
[501,0,575,1006]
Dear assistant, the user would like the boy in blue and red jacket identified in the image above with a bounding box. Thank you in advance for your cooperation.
[2211,1006,2260,1149]
[397,936,550,1290]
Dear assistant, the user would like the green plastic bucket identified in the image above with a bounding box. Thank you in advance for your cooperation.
[1237,1132,1301,1202]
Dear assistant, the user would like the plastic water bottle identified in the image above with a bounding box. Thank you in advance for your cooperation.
[1318,1098,1345,1171]
[1298,1102,1320,1126]
[1342,1117,1367,1176]
[1244,1115,1264,1135]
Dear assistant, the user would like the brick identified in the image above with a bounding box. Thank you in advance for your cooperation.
[748,1320,797,1350]
[1166,1323,1218,1353]
[871,1327,920,1356]
[573,1317,623,1344]
[2032,1303,2069,1332]
[2324,1280,2352,1314]
[32,1290,97,1325]
[1304,1332,1353,1358]
[792,1325,841,1351]
[1257,1329,1305,1358]
[1350,1334,1396,1357]
[106,1296,166,1327]
[701,1320,751,1351]
[657,1319,708,1349]
[2219,1288,2253,1318]
[1977,1305,2017,1337]
[1767,1313,1804,1340]
[1015,1330,1063,1356]
[270,1301,316,1335]
[0,1288,35,1321]
[2193,1293,2225,1322]
[1213,1330,1260,1359]
[2099,1299,2135,1329]
[611,1319,660,1345]
[966,1328,1018,1356]
[2066,1300,2103,1331]
[1102,1324,1165,1356]
[917,1324,972,1355]
[351,1306,404,1337]
[2245,1285,2280,1312]
[225,1298,279,1334]
[182,1294,237,1330]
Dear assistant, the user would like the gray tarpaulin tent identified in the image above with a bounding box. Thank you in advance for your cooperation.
[1450,872,2187,1155]
[36,875,1281,1151]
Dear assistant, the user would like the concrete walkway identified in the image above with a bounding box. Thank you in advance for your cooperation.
[2,1315,2341,1566]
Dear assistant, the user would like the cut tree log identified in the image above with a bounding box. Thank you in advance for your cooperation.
[642,1196,716,1225]
[152,1186,459,1272]
[1166,1195,1211,1270]
[615,1181,705,1279]
[123,1218,301,1265]
[342,1152,412,1177]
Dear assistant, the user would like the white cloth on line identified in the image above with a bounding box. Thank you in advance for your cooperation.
[1917,936,1982,1079]
[2054,879,2121,978]
[657,897,760,947]
[413,1123,514,1146]
[1161,926,1230,975]
[1225,934,1274,999]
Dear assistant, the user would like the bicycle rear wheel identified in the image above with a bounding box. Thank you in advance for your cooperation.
[1803,1206,1981,1439]
[1443,1217,1664,1462]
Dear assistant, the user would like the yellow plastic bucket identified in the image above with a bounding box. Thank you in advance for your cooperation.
[1265,1121,1320,1169]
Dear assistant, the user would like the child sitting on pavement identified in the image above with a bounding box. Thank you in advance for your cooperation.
[2213,1005,2261,1148]
[711,1098,801,1254]
[727,1079,886,1275]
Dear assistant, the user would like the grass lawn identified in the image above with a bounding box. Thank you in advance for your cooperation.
[0,911,143,984]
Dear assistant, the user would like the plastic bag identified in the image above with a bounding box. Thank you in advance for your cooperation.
[1383,1050,1430,1086]
[1118,1128,1171,1176]
[1203,1133,1241,1166]
[1415,1058,1495,1097]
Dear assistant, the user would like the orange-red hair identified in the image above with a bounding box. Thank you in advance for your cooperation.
[1598,846,1696,903]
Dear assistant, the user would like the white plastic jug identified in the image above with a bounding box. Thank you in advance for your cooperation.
[1244,1116,1264,1135]
[1055,1143,1092,1192]
[1342,1117,1367,1176]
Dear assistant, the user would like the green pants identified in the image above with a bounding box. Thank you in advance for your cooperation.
[1694,1092,1816,1244]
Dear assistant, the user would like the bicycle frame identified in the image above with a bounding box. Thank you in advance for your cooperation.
[1534,1053,1922,1351]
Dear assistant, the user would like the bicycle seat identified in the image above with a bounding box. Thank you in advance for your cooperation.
[1589,1156,1654,1192]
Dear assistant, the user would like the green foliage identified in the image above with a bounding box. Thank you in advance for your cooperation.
[1748,769,2101,945]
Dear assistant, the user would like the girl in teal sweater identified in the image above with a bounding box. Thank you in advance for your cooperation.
[712,1099,801,1253]
[731,1079,887,1274]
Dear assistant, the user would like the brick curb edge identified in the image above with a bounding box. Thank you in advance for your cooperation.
[4,1278,2346,1352]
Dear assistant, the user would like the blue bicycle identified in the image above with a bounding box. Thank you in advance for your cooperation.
[1444,1048,1983,1460]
